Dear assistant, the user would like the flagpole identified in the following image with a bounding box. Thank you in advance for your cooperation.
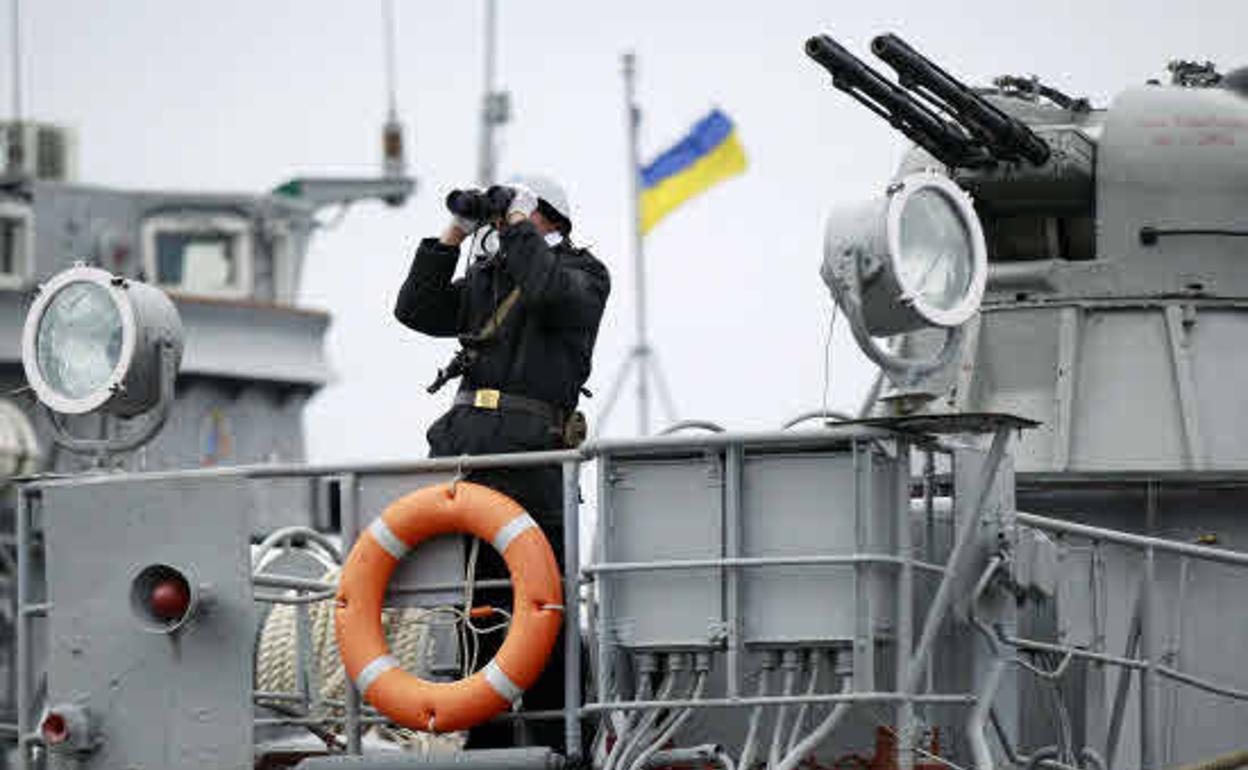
[622,51,651,436]
[598,51,678,438]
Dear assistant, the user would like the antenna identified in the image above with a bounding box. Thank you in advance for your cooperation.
[382,0,397,119]
[476,0,510,186]
[6,0,23,174]
[274,1,415,207]
[380,0,405,178]
[9,0,18,123]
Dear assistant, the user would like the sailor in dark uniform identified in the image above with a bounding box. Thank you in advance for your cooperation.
[394,175,609,749]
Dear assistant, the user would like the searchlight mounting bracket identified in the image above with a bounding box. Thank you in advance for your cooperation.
[824,243,966,389]
[43,341,179,465]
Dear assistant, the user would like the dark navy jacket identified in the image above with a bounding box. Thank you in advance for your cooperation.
[395,220,610,469]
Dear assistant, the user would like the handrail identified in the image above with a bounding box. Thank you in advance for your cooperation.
[583,553,946,575]
[780,410,854,430]
[658,420,726,435]
[1003,634,1248,703]
[1016,511,1248,568]
[580,691,976,712]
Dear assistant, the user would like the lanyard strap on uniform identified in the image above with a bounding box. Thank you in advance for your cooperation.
[469,286,521,343]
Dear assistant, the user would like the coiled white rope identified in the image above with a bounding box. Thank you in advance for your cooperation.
[255,568,467,754]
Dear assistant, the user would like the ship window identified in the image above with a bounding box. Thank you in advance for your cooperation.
[0,200,33,286]
[142,213,252,297]
[156,233,235,291]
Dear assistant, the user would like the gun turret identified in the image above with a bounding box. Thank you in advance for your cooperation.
[805,35,994,169]
[871,34,1051,166]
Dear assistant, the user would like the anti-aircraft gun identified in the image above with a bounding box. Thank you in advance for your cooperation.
[805,35,1051,169]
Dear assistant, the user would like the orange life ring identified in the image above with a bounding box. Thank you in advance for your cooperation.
[334,481,564,732]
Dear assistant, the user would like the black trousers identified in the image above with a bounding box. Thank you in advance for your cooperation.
[463,465,568,751]
[426,406,572,750]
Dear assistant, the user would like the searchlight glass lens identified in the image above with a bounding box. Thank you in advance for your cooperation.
[897,188,972,311]
[35,282,124,400]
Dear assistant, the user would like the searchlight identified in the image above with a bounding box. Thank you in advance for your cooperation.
[21,265,183,454]
[821,172,987,384]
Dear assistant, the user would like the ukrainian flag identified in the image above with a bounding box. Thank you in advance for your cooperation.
[639,109,747,234]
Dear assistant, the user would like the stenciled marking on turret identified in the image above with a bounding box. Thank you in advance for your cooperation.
[1136,115,1248,130]
[1139,114,1248,148]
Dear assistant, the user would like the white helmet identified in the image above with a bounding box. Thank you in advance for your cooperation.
[511,174,572,225]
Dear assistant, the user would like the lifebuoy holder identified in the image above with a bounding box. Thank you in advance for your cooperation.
[334,481,564,732]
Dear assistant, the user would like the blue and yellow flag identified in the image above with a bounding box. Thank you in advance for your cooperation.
[639,109,747,234]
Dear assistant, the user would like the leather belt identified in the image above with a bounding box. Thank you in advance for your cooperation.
[454,388,564,425]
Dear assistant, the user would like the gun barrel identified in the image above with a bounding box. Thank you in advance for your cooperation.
[871,34,1050,166]
[804,35,992,169]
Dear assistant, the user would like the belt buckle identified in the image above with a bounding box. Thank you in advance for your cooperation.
[474,388,501,410]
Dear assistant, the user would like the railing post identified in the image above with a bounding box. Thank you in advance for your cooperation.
[15,488,32,770]
[1140,544,1158,770]
[337,473,363,755]
[1105,586,1143,770]
[895,439,914,770]
[562,460,583,761]
[905,426,1011,695]
[724,443,744,699]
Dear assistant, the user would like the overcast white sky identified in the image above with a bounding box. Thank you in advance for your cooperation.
[5,0,1243,463]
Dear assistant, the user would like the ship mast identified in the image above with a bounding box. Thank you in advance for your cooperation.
[476,0,509,186]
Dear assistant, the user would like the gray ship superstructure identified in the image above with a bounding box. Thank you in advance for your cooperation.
[1,172,323,472]
[813,36,1248,769]
[0,31,1245,770]
[951,69,1248,770]
[0,121,413,474]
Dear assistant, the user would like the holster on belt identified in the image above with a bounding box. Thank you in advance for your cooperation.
[561,410,588,448]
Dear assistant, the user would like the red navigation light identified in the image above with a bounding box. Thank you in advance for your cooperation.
[149,577,191,621]
[130,564,197,632]
[41,711,69,745]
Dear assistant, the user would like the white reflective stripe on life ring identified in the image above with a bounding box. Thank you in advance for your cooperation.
[491,513,537,555]
[483,659,524,703]
[355,654,400,694]
[369,518,411,560]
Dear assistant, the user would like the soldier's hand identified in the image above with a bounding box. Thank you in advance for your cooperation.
[450,214,481,236]
[506,184,539,223]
